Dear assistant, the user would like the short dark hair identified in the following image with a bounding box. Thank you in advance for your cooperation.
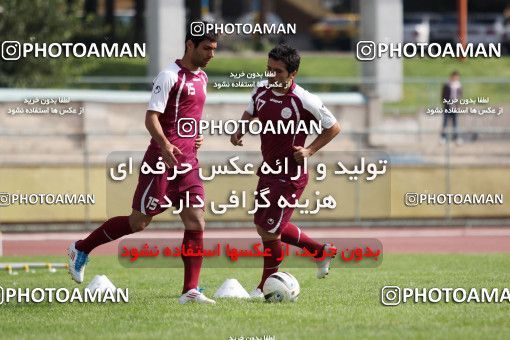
[451,70,460,77]
[185,21,218,50]
[268,44,300,73]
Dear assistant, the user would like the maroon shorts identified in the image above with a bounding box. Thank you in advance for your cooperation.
[131,151,204,216]
[253,176,306,234]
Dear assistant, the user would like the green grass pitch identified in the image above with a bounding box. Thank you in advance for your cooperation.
[1,254,509,339]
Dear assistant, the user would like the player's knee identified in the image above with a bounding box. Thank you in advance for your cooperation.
[131,221,148,232]
[197,219,206,230]
[181,209,205,231]
[129,213,152,232]
[186,215,205,231]
[256,224,278,241]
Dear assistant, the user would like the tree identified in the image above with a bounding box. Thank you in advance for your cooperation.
[105,0,115,38]
[83,0,98,20]
[0,0,82,87]
[134,0,145,43]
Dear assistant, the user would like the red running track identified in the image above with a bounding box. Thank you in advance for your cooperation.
[2,227,510,256]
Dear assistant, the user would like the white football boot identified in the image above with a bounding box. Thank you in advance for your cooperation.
[316,243,337,279]
[179,288,216,304]
[249,287,264,299]
[67,241,89,283]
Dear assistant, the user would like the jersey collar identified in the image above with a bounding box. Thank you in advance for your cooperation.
[175,59,201,75]
[271,80,296,96]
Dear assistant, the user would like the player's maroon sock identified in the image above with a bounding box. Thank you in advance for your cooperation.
[76,216,133,254]
[257,239,283,290]
[181,230,204,294]
[281,222,324,257]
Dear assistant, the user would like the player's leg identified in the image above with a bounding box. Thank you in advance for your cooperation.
[278,183,325,255]
[440,110,449,142]
[76,210,151,253]
[175,170,215,304]
[280,222,337,279]
[281,223,323,254]
[254,224,284,292]
[249,177,288,298]
[177,207,215,304]
[68,150,168,283]
[452,112,461,143]
[270,181,337,279]
[180,207,205,294]
[67,210,152,283]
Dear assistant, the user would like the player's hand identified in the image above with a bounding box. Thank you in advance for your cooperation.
[292,146,312,165]
[230,132,243,146]
[161,143,183,167]
[195,134,204,149]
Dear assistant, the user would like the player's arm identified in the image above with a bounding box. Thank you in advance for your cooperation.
[195,134,204,149]
[145,110,182,167]
[441,84,447,103]
[230,110,256,146]
[293,93,341,164]
[146,71,181,167]
[293,122,341,164]
[231,84,262,146]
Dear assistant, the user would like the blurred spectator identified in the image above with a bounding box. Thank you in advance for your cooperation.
[440,70,463,145]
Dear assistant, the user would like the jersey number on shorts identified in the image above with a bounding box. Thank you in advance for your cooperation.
[146,196,159,211]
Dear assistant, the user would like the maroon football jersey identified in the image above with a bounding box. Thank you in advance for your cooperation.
[147,59,208,169]
[245,80,337,188]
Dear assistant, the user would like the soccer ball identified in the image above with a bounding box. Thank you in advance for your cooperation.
[262,272,300,302]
